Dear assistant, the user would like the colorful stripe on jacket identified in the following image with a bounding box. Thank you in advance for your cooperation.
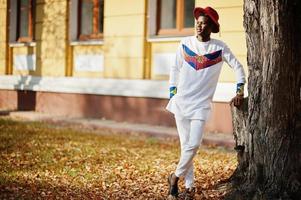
[169,86,177,99]
[182,44,222,70]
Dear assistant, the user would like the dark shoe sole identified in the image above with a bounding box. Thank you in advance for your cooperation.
[167,173,179,198]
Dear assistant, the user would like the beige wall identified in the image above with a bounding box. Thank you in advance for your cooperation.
[103,0,147,79]
[0,1,7,75]
[150,42,179,80]
[35,0,67,76]
[0,0,247,82]
[72,45,105,78]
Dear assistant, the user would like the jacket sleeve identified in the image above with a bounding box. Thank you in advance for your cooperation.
[169,43,184,98]
[169,43,183,88]
[222,44,246,84]
[222,44,246,95]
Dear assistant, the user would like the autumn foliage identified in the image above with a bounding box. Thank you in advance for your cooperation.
[0,118,236,199]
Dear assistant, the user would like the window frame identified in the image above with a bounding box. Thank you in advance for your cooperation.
[78,0,104,41]
[156,0,194,36]
[16,0,34,42]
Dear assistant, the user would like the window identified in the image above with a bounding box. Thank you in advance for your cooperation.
[157,0,194,36]
[78,0,104,40]
[17,0,34,42]
[9,0,35,42]
[70,0,104,41]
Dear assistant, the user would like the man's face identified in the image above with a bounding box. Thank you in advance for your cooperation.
[196,15,213,38]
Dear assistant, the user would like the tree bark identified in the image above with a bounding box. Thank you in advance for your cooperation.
[226,0,301,199]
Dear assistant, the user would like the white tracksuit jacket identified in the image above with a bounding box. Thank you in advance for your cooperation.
[166,36,246,120]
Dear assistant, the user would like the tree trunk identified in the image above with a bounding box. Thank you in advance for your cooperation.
[226,0,301,199]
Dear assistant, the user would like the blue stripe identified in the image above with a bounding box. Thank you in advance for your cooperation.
[188,62,196,69]
[182,44,197,56]
[204,50,222,60]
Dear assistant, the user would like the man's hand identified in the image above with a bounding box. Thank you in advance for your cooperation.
[230,94,244,107]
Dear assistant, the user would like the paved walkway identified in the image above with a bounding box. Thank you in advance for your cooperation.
[0,110,235,148]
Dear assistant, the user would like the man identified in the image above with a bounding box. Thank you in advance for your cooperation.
[166,6,245,200]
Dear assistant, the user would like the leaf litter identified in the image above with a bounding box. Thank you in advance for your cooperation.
[0,118,236,199]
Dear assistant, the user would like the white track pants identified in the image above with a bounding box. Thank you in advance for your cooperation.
[174,116,205,189]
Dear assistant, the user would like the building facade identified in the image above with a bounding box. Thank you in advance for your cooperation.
[0,0,247,134]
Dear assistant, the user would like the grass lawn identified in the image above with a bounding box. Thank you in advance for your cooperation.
[0,118,237,200]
